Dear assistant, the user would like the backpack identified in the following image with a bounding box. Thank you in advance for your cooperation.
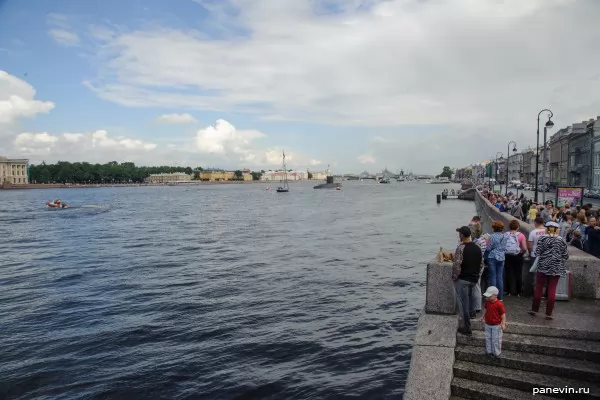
[505,232,521,255]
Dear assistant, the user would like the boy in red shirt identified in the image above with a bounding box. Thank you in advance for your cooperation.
[482,286,506,358]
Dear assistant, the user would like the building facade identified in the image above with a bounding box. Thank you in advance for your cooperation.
[199,169,252,181]
[568,122,592,188]
[145,172,192,183]
[0,157,29,185]
[261,170,307,181]
[521,149,533,184]
[507,153,523,182]
[549,127,570,187]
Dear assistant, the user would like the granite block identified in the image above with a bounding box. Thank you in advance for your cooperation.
[404,345,455,400]
[426,260,456,314]
[413,313,458,348]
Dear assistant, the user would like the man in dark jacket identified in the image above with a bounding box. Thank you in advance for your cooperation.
[453,226,484,335]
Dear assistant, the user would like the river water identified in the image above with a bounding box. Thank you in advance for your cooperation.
[0,181,472,399]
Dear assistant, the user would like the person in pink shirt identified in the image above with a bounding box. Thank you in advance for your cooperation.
[504,219,528,296]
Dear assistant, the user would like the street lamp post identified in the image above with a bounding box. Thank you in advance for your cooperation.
[535,109,554,203]
[495,152,503,193]
[542,121,554,203]
[506,141,517,196]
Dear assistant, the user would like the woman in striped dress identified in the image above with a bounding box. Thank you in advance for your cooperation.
[528,221,569,320]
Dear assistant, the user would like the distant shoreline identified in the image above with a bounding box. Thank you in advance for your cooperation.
[0,180,316,190]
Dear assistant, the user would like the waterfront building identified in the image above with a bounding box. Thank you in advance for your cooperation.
[199,169,252,181]
[495,158,507,183]
[0,156,29,185]
[310,170,329,180]
[261,170,307,181]
[145,172,192,183]
[507,153,523,182]
[549,127,570,187]
[567,121,592,188]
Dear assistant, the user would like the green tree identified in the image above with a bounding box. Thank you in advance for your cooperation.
[26,161,203,184]
[307,172,313,179]
[439,166,453,179]
[234,170,243,180]
[251,171,262,181]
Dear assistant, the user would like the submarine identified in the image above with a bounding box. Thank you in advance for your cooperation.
[313,175,342,189]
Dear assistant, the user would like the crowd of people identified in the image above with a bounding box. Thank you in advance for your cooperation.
[450,203,571,357]
[484,190,600,259]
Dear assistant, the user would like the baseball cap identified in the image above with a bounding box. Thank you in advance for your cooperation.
[545,221,560,228]
[456,226,471,237]
[483,286,499,297]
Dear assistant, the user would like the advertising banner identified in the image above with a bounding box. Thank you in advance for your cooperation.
[555,187,584,207]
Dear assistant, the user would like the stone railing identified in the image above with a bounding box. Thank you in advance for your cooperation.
[475,190,600,299]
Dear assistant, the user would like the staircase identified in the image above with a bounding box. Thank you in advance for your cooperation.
[450,324,600,400]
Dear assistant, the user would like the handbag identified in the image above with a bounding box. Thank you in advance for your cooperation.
[529,257,539,273]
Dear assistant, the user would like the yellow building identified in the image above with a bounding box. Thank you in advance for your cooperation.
[200,169,253,181]
[200,170,234,181]
[145,172,192,183]
[0,157,29,185]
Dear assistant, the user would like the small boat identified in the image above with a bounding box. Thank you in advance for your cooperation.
[336,186,341,190]
[46,201,68,208]
[276,151,290,193]
[429,177,451,184]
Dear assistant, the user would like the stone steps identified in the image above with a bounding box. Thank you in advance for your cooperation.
[453,360,600,399]
[451,378,556,400]
[456,330,600,362]
[455,345,600,381]
[470,321,600,341]
[451,326,600,400]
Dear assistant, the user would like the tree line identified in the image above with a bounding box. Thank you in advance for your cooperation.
[29,161,199,184]
[28,161,266,183]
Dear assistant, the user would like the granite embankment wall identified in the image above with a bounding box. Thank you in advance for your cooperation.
[475,190,600,299]
[403,189,600,399]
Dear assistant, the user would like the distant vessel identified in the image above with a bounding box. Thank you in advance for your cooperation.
[427,177,451,184]
[314,165,342,189]
[379,167,391,184]
[276,151,290,193]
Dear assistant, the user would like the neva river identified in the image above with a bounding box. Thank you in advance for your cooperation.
[0,181,472,399]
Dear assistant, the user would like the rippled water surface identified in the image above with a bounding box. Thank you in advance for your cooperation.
[0,181,472,399]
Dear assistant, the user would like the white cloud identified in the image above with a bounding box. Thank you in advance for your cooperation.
[193,119,319,167]
[358,154,376,164]
[15,132,58,146]
[154,113,197,124]
[0,70,55,124]
[83,0,599,130]
[48,29,80,46]
[14,129,157,162]
[195,118,264,158]
[63,133,85,142]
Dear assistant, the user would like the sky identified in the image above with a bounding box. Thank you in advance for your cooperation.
[0,0,599,174]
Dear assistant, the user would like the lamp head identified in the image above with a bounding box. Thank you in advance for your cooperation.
[512,145,517,152]
[545,118,554,129]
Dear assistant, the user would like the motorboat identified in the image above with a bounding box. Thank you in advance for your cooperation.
[46,201,68,208]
